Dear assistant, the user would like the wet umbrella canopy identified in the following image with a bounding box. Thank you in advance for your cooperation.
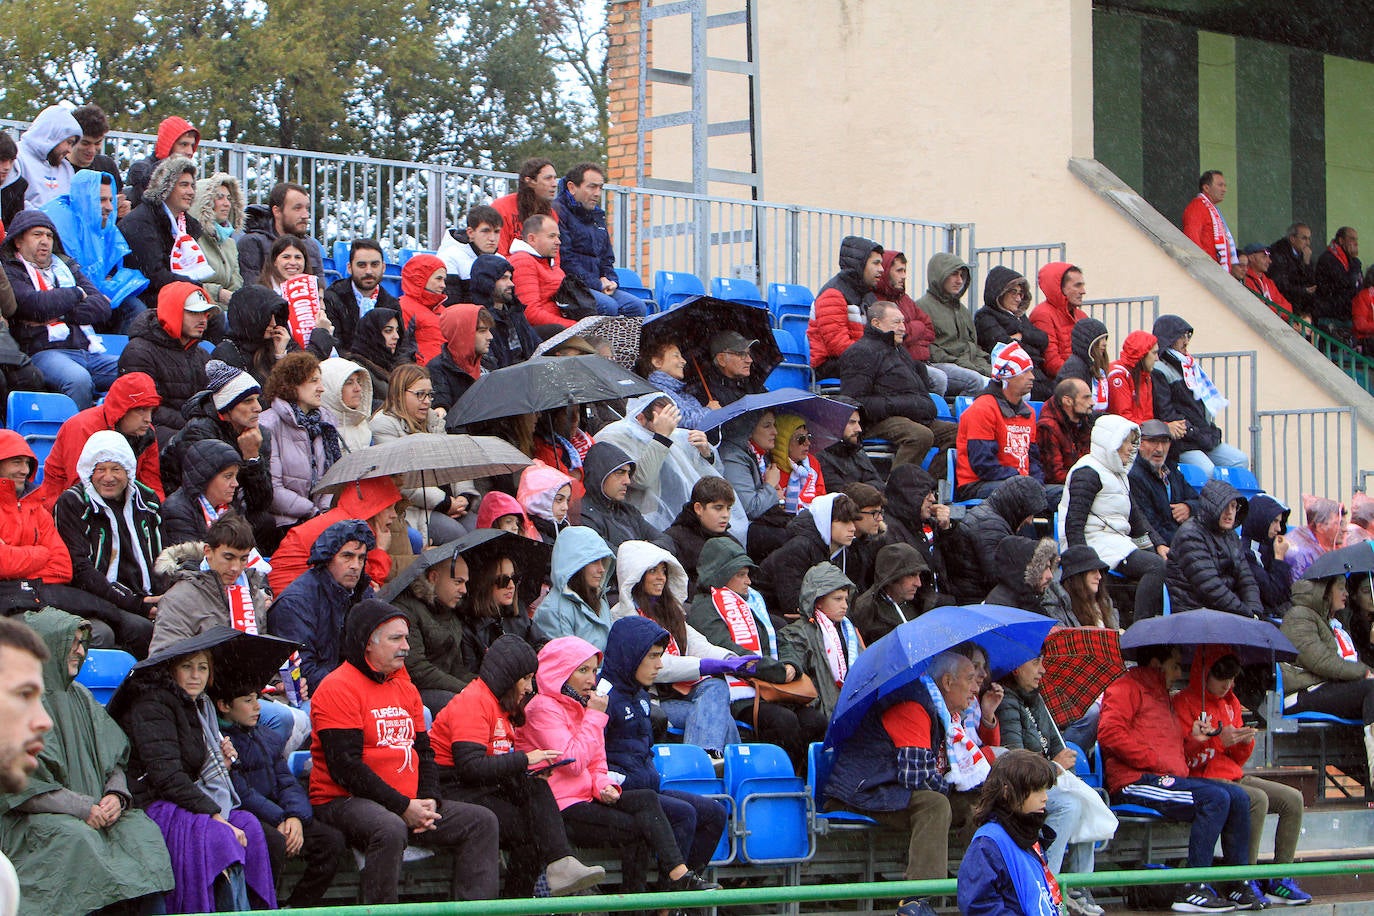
[378,528,552,603]
[1119,608,1297,665]
[640,295,781,391]
[697,388,856,450]
[311,433,531,495]
[447,355,658,427]
[108,626,300,716]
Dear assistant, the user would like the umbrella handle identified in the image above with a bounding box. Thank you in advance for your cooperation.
[692,357,714,403]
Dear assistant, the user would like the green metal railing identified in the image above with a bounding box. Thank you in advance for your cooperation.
[221,859,1374,915]
[1264,303,1374,394]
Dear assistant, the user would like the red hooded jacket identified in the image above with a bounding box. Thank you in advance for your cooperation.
[154,117,201,159]
[399,254,450,364]
[1099,664,1190,793]
[874,250,936,363]
[1172,646,1251,782]
[267,475,401,595]
[0,431,71,583]
[24,373,164,512]
[1028,262,1088,377]
[439,304,482,378]
[1106,330,1157,424]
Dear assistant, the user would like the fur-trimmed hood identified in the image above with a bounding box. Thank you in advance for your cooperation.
[192,173,245,231]
[143,155,197,206]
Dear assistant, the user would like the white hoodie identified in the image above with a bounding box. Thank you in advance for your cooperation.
[17,107,81,208]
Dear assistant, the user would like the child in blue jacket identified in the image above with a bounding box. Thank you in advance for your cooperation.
[216,684,346,908]
[956,749,1063,916]
[602,615,728,881]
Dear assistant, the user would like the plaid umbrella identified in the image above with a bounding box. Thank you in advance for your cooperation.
[311,433,531,495]
[532,316,643,370]
[1039,626,1125,726]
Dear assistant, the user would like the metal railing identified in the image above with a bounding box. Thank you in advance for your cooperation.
[969,242,1067,312]
[1256,406,1359,505]
[1260,302,1374,395]
[1080,295,1160,351]
[1193,350,1259,469]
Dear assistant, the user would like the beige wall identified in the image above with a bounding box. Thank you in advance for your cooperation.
[639,0,1370,499]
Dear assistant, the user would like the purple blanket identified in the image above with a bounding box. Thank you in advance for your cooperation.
[145,801,278,913]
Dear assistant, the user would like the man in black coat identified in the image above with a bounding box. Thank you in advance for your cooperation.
[322,239,398,352]
[235,182,326,285]
[467,254,541,370]
[880,465,957,610]
[836,301,957,471]
[1267,222,1316,318]
[1165,479,1261,617]
[1314,226,1361,323]
[118,281,215,443]
[577,442,674,556]
[1128,419,1201,547]
[816,397,885,492]
[117,156,202,318]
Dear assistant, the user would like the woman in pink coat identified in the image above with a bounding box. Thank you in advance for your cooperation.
[518,636,718,894]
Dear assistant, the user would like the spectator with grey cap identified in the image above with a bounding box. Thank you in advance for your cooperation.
[685,329,763,408]
[1128,417,1200,547]
[1241,242,1296,318]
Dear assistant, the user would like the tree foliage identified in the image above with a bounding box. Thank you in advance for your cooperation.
[0,0,606,169]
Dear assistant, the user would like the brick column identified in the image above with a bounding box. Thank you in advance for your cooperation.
[605,0,652,278]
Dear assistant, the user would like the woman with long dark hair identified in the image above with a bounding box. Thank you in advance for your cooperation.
[493,158,558,255]
[346,307,409,410]
[256,235,312,294]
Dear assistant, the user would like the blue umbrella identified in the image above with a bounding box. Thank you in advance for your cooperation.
[1120,608,1297,665]
[698,388,857,449]
[825,604,1056,749]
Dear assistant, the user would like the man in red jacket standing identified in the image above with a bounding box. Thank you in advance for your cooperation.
[1029,262,1089,378]
[1099,644,1255,912]
[1182,171,1243,280]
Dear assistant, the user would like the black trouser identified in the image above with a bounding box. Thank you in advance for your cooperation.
[256,814,347,908]
[444,775,575,897]
[562,789,683,892]
[420,689,458,718]
[731,697,828,772]
[42,583,153,657]
[659,789,728,873]
[1116,548,1167,621]
[1289,678,1374,724]
[314,796,499,904]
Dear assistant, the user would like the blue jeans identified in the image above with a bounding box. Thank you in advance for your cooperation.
[658,676,740,753]
[30,348,119,409]
[931,363,990,396]
[593,287,648,317]
[1112,774,1250,868]
[108,297,148,334]
[258,699,311,756]
[1178,442,1249,475]
[1044,783,1096,875]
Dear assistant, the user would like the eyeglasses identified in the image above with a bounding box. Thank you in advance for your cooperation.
[859,508,884,518]
[407,389,434,401]
[494,574,522,588]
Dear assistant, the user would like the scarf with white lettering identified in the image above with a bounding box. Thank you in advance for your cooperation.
[920,674,991,791]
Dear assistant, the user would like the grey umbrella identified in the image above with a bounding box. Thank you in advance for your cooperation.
[531,316,643,369]
[311,433,531,495]
[447,355,659,427]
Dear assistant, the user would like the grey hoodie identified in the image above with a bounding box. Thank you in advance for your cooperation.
[916,251,990,374]
[17,106,81,208]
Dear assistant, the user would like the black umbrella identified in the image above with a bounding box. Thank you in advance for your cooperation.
[378,529,553,603]
[108,627,300,717]
[1300,541,1374,581]
[640,295,781,393]
[447,355,659,428]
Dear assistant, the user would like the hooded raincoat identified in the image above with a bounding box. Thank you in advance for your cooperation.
[0,431,70,583]
[40,168,148,311]
[319,356,373,452]
[429,303,483,411]
[532,526,616,650]
[517,463,574,544]
[398,254,450,364]
[15,107,80,207]
[851,542,928,644]
[594,393,721,529]
[1028,262,1088,378]
[1165,479,1260,617]
[517,635,615,810]
[777,562,861,718]
[1054,317,1110,412]
[1106,331,1157,424]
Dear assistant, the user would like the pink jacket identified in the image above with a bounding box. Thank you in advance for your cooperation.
[516,635,615,810]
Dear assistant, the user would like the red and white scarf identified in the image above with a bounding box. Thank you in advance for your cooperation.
[283,275,321,349]
[1332,619,1359,662]
[1194,193,1237,270]
[169,208,215,281]
[815,612,860,688]
[1328,242,1351,273]
[710,587,770,700]
[198,496,270,572]
[638,608,703,695]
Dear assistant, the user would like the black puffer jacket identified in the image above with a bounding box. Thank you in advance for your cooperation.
[119,307,211,432]
[1151,315,1223,455]
[665,502,742,593]
[1053,317,1108,391]
[976,266,1051,400]
[755,499,854,615]
[118,195,204,311]
[1239,494,1293,617]
[817,235,881,310]
[816,436,885,493]
[115,667,220,814]
[577,442,674,555]
[836,323,935,425]
[322,277,399,353]
[947,476,1047,604]
[984,536,1074,625]
[1166,479,1260,617]
[469,255,541,370]
[881,465,953,605]
[160,438,246,547]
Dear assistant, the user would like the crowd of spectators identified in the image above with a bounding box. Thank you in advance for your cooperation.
[0,112,1360,915]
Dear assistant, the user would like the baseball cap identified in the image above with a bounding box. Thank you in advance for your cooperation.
[182,288,217,313]
[710,330,758,357]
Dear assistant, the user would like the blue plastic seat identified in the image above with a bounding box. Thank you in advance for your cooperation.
[767,328,814,391]
[778,314,811,353]
[1091,745,1163,821]
[954,395,976,418]
[199,340,215,354]
[1212,465,1262,498]
[614,268,656,312]
[767,283,814,328]
[654,271,706,310]
[946,449,983,508]
[6,391,78,438]
[1274,664,1361,727]
[74,649,137,705]
[288,750,312,780]
[1177,462,1209,490]
[723,743,814,864]
[806,742,877,833]
[398,247,435,268]
[99,334,130,359]
[929,392,953,420]
[712,277,768,310]
[1028,399,1044,419]
[653,744,735,865]
[332,240,350,271]
[1065,741,1100,790]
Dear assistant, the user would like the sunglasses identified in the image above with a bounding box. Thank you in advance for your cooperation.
[494,574,522,588]
[792,433,811,444]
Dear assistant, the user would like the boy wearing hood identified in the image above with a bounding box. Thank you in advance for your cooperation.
[552,164,647,317]
[880,465,956,610]
[1151,314,1249,475]
[578,442,676,555]
[268,519,377,690]
[977,266,1052,400]
[428,303,491,411]
[463,253,540,369]
[1054,317,1112,412]
[777,562,862,719]
[809,235,881,377]
[123,116,199,206]
[1165,480,1261,618]
[852,542,928,644]
[25,370,164,511]
[310,598,500,904]
[755,492,862,615]
[601,616,729,878]
[2,209,117,409]
[1028,262,1089,378]
[917,251,992,395]
[119,282,215,438]
[1240,495,1293,618]
[15,106,81,208]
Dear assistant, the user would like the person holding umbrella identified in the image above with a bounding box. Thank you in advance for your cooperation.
[1280,565,1374,785]
[636,339,718,430]
[686,330,765,408]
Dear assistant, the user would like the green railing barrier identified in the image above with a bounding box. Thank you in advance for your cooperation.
[1262,302,1374,394]
[220,858,1374,916]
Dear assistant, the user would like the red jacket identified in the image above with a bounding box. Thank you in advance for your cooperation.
[429,678,515,768]
[954,392,1039,489]
[0,431,71,583]
[874,250,935,363]
[491,193,558,259]
[1028,262,1087,377]
[1099,665,1189,793]
[1172,646,1251,782]
[1244,269,1294,317]
[1106,330,1157,424]
[509,239,572,328]
[24,373,163,512]
[1352,288,1374,338]
[267,475,400,595]
[399,254,450,364]
[808,287,864,368]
